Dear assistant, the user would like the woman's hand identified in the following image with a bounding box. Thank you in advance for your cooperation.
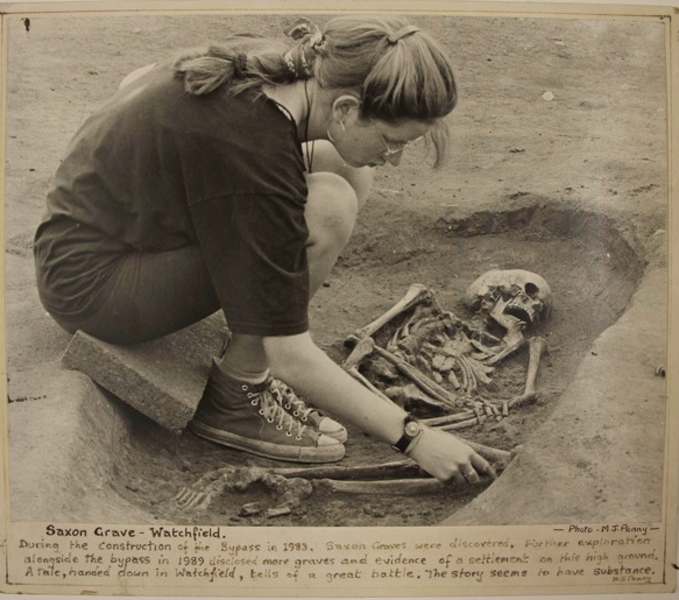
[407,426,497,485]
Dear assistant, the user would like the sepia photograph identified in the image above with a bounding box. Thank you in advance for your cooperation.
[1,1,677,596]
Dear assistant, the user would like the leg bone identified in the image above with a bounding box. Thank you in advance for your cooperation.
[508,336,547,407]
[347,283,432,344]
[313,477,492,496]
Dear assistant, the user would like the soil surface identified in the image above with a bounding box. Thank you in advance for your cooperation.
[4,12,668,526]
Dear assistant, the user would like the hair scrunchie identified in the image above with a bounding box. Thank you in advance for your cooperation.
[232,53,248,79]
[386,25,420,45]
[282,17,327,79]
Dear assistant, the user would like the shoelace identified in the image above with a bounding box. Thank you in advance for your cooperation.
[246,386,307,440]
[268,379,315,422]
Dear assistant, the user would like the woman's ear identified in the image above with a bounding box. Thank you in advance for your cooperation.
[331,94,361,126]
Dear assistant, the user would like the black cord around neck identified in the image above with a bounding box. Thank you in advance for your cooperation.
[303,79,315,173]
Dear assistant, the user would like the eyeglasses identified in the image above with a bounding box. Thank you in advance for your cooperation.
[374,123,423,157]
[381,136,409,157]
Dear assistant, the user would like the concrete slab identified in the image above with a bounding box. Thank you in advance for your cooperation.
[60,312,228,431]
[442,267,666,525]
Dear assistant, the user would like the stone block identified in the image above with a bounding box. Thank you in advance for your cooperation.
[61,312,228,431]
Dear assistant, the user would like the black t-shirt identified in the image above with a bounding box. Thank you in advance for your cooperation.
[34,63,310,336]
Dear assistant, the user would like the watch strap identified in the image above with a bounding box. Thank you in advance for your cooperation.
[393,415,422,453]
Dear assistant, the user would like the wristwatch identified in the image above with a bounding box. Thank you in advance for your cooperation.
[393,415,424,453]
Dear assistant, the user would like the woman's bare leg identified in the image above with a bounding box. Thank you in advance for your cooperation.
[220,146,370,376]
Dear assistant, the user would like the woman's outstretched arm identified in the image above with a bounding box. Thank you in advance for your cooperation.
[264,331,495,484]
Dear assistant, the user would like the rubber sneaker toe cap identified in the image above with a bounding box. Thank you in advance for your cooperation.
[318,417,348,443]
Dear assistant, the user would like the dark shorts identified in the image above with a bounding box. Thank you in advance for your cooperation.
[36,231,221,345]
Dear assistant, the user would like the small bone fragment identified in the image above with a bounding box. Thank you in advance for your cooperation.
[433,371,443,384]
[431,354,455,373]
[441,356,456,372]
[348,284,431,343]
[432,354,446,370]
[502,400,509,416]
[387,329,401,352]
[369,357,400,381]
[266,506,292,518]
[240,502,265,516]
[448,369,461,389]
[313,477,491,496]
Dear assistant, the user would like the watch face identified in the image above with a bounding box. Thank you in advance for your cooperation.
[404,420,421,437]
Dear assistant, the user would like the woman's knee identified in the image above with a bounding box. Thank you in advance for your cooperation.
[305,171,359,254]
[303,140,374,210]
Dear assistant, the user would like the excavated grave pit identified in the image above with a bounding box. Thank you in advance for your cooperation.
[64,204,643,527]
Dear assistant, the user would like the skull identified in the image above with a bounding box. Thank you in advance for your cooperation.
[463,269,552,325]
